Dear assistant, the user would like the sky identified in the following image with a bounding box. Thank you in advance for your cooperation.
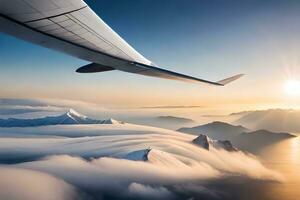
[1,0,300,110]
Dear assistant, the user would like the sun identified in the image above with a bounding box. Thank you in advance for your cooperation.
[284,80,300,96]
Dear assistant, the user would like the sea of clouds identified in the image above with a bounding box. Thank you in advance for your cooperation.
[0,122,283,200]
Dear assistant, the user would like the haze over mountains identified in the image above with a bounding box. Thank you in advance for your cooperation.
[0,98,296,199]
[179,121,248,141]
[178,121,295,152]
[232,109,300,133]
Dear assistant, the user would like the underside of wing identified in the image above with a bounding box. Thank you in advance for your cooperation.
[0,0,244,86]
[0,0,151,66]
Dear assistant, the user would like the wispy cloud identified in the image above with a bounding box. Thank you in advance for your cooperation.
[139,105,204,109]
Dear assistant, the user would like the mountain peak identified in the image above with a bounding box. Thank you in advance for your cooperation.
[124,148,187,167]
[100,118,123,124]
[193,134,238,152]
[66,109,87,119]
[124,148,151,161]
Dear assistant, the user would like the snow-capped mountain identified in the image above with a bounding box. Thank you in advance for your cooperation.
[124,148,151,161]
[0,109,123,127]
[192,134,238,152]
[99,118,124,125]
[0,110,283,200]
[124,148,188,167]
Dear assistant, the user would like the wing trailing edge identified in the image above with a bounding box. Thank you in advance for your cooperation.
[76,62,244,86]
[127,63,244,86]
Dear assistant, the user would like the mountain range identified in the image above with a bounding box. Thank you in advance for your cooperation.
[178,121,296,152]
[0,109,122,127]
[124,135,238,163]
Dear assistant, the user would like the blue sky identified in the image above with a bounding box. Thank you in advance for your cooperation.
[1,0,300,108]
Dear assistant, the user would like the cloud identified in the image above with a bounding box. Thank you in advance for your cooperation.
[0,98,48,107]
[7,154,218,199]
[0,124,282,182]
[16,154,219,188]
[139,105,203,109]
[0,107,44,115]
[0,123,283,199]
[128,183,173,199]
[0,166,78,200]
[3,150,279,200]
[207,148,283,181]
[173,184,222,199]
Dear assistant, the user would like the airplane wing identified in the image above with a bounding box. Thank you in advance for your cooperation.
[76,62,243,86]
[0,0,243,86]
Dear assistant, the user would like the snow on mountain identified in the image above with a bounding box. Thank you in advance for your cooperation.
[66,108,87,120]
[193,134,238,152]
[99,118,124,125]
[124,148,152,161]
[124,148,187,167]
[0,109,123,127]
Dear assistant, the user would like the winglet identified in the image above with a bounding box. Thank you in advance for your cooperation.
[217,74,244,86]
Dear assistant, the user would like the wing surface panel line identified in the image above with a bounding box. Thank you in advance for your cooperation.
[24,6,88,23]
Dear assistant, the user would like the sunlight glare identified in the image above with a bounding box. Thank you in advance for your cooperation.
[284,80,300,96]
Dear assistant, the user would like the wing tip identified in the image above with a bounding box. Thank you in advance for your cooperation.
[217,74,245,86]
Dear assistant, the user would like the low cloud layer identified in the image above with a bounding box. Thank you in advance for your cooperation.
[0,167,78,200]
[0,122,283,199]
[128,183,173,199]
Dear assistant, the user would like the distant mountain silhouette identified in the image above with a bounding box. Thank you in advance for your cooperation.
[178,121,296,153]
[157,116,194,123]
[178,121,248,141]
[0,109,123,127]
[233,109,300,132]
[236,129,295,151]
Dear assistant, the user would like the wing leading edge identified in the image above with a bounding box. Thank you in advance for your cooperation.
[0,0,244,86]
